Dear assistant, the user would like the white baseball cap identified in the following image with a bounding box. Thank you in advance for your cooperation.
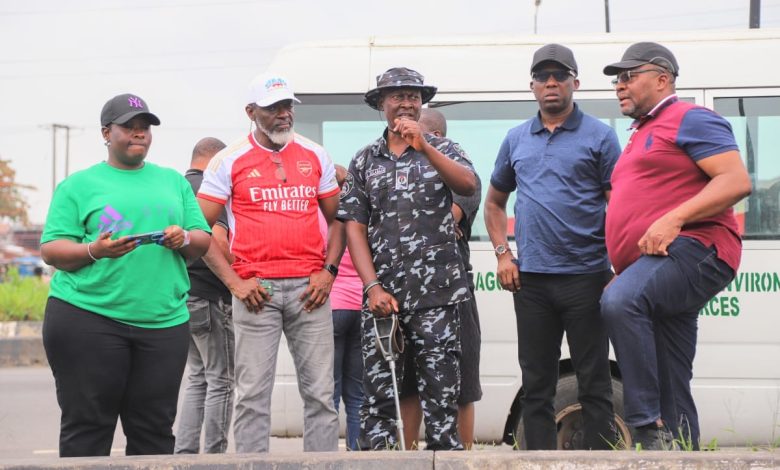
[246,72,301,107]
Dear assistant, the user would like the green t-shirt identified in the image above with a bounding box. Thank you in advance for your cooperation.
[41,162,211,328]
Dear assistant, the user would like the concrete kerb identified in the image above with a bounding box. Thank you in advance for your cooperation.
[0,321,47,367]
[0,451,777,470]
[436,450,779,469]
[1,322,778,469]
[0,451,433,470]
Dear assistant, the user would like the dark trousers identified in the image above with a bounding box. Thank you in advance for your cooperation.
[332,309,364,451]
[42,297,190,457]
[601,237,735,450]
[513,270,616,450]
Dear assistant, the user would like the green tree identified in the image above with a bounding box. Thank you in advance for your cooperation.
[0,158,33,224]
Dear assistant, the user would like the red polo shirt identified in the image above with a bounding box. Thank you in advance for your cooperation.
[606,95,741,274]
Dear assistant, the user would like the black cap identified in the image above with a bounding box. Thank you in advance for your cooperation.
[603,42,679,76]
[531,44,578,74]
[364,67,437,110]
[100,93,161,127]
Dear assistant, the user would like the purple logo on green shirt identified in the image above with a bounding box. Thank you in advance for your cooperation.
[98,205,133,233]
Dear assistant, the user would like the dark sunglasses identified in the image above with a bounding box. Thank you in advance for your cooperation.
[532,70,575,83]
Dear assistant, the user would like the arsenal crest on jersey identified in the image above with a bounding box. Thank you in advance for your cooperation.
[297,160,313,177]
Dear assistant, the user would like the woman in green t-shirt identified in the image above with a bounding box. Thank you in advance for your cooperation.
[40,94,211,457]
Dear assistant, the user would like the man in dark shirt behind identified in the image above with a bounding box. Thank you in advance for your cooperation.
[399,109,483,449]
[175,137,235,454]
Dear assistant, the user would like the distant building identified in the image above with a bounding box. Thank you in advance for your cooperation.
[1,224,44,274]
[11,225,43,254]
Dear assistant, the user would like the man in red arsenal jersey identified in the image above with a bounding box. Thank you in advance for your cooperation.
[197,73,342,453]
[601,42,751,450]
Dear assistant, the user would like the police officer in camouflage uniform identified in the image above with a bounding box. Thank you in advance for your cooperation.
[338,67,478,451]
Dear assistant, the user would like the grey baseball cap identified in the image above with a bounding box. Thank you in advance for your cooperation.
[530,43,578,74]
[364,67,437,110]
[100,94,160,127]
[603,42,679,76]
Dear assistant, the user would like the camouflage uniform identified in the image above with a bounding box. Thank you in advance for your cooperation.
[401,174,484,406]
[338,130,475,450]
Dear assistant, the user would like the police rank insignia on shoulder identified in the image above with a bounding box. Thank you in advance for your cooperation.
[451,142,472,163]
[340,172,354,200]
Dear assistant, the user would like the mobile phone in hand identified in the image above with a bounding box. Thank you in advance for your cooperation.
[127,230,165,245]
[257,278,273,296]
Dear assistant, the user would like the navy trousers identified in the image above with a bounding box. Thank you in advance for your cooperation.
[601,237,735,449]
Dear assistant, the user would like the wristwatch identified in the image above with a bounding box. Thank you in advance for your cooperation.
[323,263,339,277]
[494,244,511,257]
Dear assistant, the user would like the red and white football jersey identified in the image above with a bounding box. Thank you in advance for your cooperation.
[198,133,339,279]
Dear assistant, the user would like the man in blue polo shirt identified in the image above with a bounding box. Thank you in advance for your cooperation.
[484,43,622,450]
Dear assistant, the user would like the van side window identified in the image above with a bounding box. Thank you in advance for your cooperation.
[714,96,780,239]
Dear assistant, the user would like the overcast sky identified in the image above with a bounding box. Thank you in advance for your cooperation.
[2,0,780,223]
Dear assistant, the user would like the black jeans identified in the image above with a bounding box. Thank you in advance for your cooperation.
[42,297,190,457]
[513,270,616,450]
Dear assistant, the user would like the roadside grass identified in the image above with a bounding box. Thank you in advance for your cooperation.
[511,432,521,450]
[673,427,695,451]
[606,432,630,451]
[0,267,49,321]
[702,437,719,451]
[509,420,778,452]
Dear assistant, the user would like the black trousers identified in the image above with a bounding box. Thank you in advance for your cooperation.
[42,297,190,457]
[513,270,616,450]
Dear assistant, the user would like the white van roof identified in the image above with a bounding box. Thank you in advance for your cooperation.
[268,29,780,94]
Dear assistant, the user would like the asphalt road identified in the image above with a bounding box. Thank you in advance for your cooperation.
[1,367,766,463]
[0,366,311,460]
[0,366,65,459]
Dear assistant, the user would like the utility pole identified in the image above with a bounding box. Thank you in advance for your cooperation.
[64,125,70,178]
[749,0,760,28]
[51,125,56,198]
[534,0,541,34]
[49,124,72,195]
[604,0,611,32]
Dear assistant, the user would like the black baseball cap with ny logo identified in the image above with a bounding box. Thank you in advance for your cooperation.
[100,93,161,127]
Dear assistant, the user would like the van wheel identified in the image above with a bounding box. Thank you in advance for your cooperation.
[514,374,632,450]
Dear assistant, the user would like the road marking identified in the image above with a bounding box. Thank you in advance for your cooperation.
[33,448,125,455]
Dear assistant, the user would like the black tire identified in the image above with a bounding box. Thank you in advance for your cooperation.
[513,374,632,450]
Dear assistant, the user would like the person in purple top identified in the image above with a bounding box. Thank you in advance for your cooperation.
[175,137,235,455]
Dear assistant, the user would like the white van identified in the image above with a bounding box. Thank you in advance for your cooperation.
[265,29,780,448]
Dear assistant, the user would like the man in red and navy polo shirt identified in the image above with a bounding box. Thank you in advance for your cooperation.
[601,42,752,450]
[198,73,341,453]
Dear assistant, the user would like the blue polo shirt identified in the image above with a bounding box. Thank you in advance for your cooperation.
[490,103,621,274]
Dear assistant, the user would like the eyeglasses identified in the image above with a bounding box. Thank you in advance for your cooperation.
[386,92,422,104]
[611,68,667,86]
[532,70,575,83]
[269,151,286,182]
